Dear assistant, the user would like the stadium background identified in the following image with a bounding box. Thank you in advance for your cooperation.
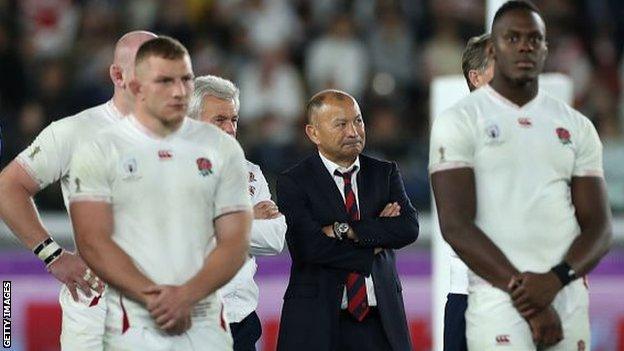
[0,0,623,350]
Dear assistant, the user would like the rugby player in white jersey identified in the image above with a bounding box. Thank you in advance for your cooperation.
[0,30,156,350]
[443,33,494,351]
[69,36,252,350]
[429,1,612,350]
[188,75,287,351]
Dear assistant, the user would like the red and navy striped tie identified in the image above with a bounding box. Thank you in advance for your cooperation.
[334,168,369,321]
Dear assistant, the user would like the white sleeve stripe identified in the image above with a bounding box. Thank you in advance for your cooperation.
[429,162,473,174]
[69,195,112,203]
[15,157,44,187]
[572,170,604,178]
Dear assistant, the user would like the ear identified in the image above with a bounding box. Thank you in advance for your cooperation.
[305,124,320,145]
[109,64,123,87]
[468,70,479,89]
[487,40,495,60]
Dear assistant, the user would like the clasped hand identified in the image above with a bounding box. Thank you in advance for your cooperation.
[143,285,194,335]
[508,272,564,347]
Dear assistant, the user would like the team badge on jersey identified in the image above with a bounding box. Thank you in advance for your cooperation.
[556,127,572,145]
[495,334,510,345]
[517,117,532,128]
[577,340,586,351]
[249,171,256,182]
[196,157,213,176]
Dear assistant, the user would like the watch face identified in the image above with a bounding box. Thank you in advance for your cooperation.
[338,223,349,234]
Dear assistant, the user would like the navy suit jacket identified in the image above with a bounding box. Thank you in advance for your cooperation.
[276,153,419,351]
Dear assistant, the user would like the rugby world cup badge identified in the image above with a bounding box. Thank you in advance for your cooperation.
[196,157,213,176]
[484,123,502,144]
[121,157,141,180]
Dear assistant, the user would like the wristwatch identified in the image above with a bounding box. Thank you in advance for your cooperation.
[333,222,350,240]
[550,261,578,287]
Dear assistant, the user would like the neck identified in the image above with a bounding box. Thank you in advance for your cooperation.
[111,92,131,116]
[319,150,356,168]
[489,74,539,107]
[134,109,183,138]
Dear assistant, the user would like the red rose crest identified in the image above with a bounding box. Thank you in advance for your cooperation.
[556,127,571,145]
[196,157,213,176]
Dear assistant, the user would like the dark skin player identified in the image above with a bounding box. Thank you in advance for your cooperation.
[431,4,612,348]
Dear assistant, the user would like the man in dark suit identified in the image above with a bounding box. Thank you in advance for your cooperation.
[276,89,419,351]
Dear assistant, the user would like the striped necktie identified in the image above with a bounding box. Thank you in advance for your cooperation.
[334,168,369,321]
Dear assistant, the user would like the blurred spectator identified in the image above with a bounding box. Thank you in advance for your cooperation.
[599,115,624,211]
[239,0,302,53]
[19,0,79,59]
[368,5,415,91]
[421,15,464,83]
[306,14,369,99]
[238,47,304,140]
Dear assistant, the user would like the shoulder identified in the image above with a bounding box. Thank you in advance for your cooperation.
[280,154,316,179]
[540,93,595,131]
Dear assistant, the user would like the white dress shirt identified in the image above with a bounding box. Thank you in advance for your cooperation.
[220,160,287,323]
[318,152,377,308]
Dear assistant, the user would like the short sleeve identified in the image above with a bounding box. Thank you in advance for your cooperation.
[16,122,67,188]
[214,138,253,218]
[572,116,603,177]
[428,108,476,173]
[68,140,113,203]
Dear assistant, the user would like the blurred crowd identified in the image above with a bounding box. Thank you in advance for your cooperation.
[0,0,623,212]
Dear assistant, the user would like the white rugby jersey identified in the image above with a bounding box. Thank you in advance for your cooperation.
[429,85,603,288]
[220,161,286,323]
[17,101,123,209]
[68,116,252,329]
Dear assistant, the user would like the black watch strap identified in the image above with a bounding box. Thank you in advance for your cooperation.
[550,262,577,287]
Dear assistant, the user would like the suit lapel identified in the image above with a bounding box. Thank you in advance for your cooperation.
[309,153,348,220]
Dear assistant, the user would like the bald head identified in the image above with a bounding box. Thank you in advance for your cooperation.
[110,30,157,115]
[113,31,157,74]
[306,89,358,125]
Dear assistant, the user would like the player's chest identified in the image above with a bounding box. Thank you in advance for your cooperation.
[111,143,221,198]
[473,113,576,175]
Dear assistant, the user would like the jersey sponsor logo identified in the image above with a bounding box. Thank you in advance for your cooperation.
[158,150,173,160]
[196,157,213,176]
[249,185,256,197]
[249,171,256,182]
[517,117,532,128]
[556,127,572,145]
[28,146,41,160]
[495,334,510,345]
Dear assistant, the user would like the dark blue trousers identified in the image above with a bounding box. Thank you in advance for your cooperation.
[444,293,468,351]
[230,311,262,351]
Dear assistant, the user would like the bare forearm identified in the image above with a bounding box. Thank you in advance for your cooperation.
[564,228,612,276]
[78,239,154,304]
[184,239,248,304]
[444,224,519,291]
[0,173,49,250]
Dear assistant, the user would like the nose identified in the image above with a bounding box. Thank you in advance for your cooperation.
[172,80,187,98]
[345,122,359,137]
[518,37,534,53]
[223,121,236,136]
